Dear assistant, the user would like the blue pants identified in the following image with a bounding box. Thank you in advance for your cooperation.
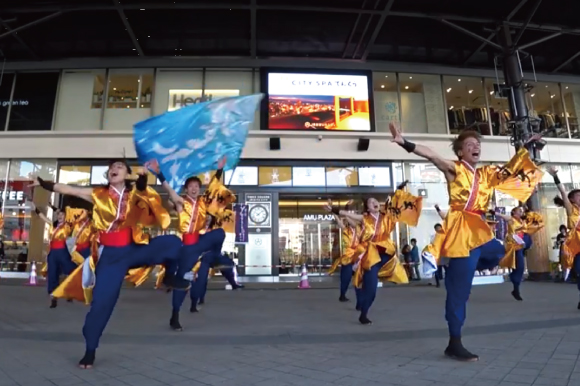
[445,239,503,337]
[47,248,77,295]
[82,235,182,351]
[509,249,525,291]
[169,229,226,312]
[78,247,91,259]
[360,253,391,317]
[355,287,362,309]
[574,254,580,292]
[340,264,353,298]
[189,253,237,306]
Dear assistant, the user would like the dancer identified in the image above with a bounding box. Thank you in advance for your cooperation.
[327,203,367,304]
[423,204,446,287]
[331,181,421,325]
[30,202,76,308]
[497,206,543,301]
[389,122,542,361]
[68,207,95,264]
[32,159,183,369]
[153,160,236,331]
[548,166,580,308]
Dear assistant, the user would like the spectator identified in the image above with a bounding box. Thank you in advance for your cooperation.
[410,238,421,280]
[402,242,412,279]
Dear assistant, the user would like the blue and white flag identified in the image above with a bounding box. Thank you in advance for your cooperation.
[134,94,263,190]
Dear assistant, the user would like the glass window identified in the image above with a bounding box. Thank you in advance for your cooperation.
[8,73,60,131]
[5,160,56,265]
[373,72,399,132]
[90,166,109,185]
[527,82,566,138]
[204,69,253,96]
[561,84,580,138]
[139,73,154,109]
[156,70,203,115]
[258,166,292,186]
[58,165,91,186]
[107,73,140,109]
[0,74,15,130]
[0,160,9,234]
[484,78,511,136]
[444,76,490,135]
[399,73,446,134]
[91,72,106,109]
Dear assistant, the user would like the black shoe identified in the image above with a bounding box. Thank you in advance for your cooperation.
[198,299,205,305]
[511,290,523,301]
[577,301,580,310]
[190,303,200,313]
[170,311,183,331]
[359,314,372,325]
[339,295,349,302]
[355,304,361,311]
[444,337,479,362]
[233,284,244,290]
[78,350,96,369]
[50,298,57,309]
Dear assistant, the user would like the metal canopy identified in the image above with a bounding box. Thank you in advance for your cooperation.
[0,0,579,74]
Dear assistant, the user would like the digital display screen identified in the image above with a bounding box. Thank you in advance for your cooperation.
[358,167,391,187]
[224,167,258,186]
[266,72,372,131]
[292,167,326,186]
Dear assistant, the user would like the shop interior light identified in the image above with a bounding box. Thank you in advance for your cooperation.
[566,86,569,89]
[113,87,117,90]
[384,75,388,78]
[404,86,409,89]
[551,95,555,98]
[409,76,413,79]
[381,85,385,88]
[468,90,473,94]
[545,85,548,88]
[531,94,535,97]
[449,106,454,110]
[490,91,494,95]
[458,79,461,82]
[446,88,452,92]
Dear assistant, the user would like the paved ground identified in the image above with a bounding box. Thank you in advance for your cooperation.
[0,281,579,386]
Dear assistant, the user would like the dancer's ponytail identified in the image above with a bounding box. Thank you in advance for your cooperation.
[554,196,565,207]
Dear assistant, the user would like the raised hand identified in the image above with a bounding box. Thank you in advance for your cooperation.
[389,122,404,145]
[218,157,227,169]
[547,165,558,176]
[28,177,41,188]
[144,159,160,175]
[323,199,333,213]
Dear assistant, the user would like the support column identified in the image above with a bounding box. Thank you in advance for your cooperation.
[499,24,550,280]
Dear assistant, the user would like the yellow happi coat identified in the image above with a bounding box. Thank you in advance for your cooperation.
[499,211,544,269]
[40,219,73,278]
[52,185,171,303]
[328,224,367,275]
[353,189,423,288]
[431,148,542,262]
[562,205,580,269]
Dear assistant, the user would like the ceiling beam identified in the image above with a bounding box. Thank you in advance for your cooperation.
[439,19,503,50]
[0,12,61,41]
[553,51,580,73]
[250,0,257,58]
[352,0,381,60]
[518,31,561,50]
[463,0,529,65]
[361,0,396,61]
[342,0,367,58]
[113,0,144,56]
[512,0,543,45]
[0,18,39,60]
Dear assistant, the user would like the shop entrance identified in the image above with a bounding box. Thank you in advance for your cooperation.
[278,194,392,276]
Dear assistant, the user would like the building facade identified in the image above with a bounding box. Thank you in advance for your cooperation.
[1,58,579,276]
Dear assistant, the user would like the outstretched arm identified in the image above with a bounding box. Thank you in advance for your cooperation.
[146,160,184,210]
[331,213,345,230]
[389,123,455,181]
[324,199,363,222]
[30,177,93,203]
[548,166,573,215]
[29,202,52,225]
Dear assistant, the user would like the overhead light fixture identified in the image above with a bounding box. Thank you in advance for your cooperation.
[531,93,535,97]
[545,85,548,88]
[132,48,136,51]
[551,95,555,98]
[490,91,494,95]
[449,106,454,110]
[405,86,409,90]
[409,76,413,79]
[468,90,473,94]
[381,85,385,89]
[566,86,569,89]
[140,8,145,11]
[385,75,388,78]
[458,79,461,82]
[446,88,452,92]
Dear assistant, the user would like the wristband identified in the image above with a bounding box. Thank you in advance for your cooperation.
[157,171,166,184]
[37,177,55,192]
[331,207,340,216]
[553,174,561,185]
[399,139,416,153]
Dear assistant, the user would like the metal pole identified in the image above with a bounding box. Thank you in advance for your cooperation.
[498,23,548,279]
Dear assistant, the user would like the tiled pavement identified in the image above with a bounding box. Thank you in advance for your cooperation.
[0,281,579,386]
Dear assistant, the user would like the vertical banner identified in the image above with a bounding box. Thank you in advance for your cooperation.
[495,207,507,240]
[234,204,249,244]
